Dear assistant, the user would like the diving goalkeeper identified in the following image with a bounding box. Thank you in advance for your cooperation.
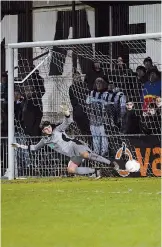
[12,105,119,177]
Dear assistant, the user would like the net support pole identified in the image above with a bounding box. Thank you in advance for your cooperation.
[109,5,113,70]
[72,1,77,72]
[8,47,15,180]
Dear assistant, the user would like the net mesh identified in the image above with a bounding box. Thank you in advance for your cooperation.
[12,37,161,177]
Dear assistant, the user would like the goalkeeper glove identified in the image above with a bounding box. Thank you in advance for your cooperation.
[11,143,28,149]
[60,104,70,117]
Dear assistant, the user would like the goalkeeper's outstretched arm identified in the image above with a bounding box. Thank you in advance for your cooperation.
[12,138,45,151]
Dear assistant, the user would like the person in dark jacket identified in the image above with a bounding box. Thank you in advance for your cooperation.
[28,68,45,112]
[136,66,148,86]
[1,72,8,103]
[134,66,147,113]
[112,56,135,96]
[121,98,141,134]
[21,85,42,136]
[69,71,91,137]
[143,56,158,77]
[84,61,104,91]
[144,102,161,135]
[14,90,24,132]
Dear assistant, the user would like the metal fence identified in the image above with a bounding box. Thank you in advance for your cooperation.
[1,134,161,178]
[1,135,117,178]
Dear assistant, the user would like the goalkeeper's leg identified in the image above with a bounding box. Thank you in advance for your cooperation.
[70,142,117,168]
[82,151,119,170]
[67,156,101,178]
[67,143,119,176]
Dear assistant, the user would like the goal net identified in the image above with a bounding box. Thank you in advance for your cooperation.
[7,33,161,179]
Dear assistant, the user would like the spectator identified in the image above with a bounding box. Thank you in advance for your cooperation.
[27,67,45,111]
[69,71,91,136]
[14,90,23,115]
[21,85,42,136]
[112,85,126,128]
[1,72,8,137]
[144,102,161,134]
[14,89,31,171]
[1,107,8,137]
[142,68,161,112]
[136,66,148,86]
[112,56,135,96]
[84,61,104,91]
[155,96,162,116]
[86,77,109,156]
[121,99,141,134]
[143,57,158,76]
[134,66,147,111]
[1,72,8,103]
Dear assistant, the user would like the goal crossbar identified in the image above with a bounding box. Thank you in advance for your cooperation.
[8,32,161,49]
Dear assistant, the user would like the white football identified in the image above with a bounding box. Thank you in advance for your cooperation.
[125,159,140,172]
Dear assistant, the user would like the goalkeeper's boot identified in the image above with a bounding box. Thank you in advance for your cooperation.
[89,169,102,179]
[112,160,130,177]
[112,160,120,171]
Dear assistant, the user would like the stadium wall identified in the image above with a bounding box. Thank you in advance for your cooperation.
[1,3,161,73]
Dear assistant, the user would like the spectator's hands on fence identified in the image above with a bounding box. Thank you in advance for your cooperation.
[11,143,28,149]
[60,104,70,116]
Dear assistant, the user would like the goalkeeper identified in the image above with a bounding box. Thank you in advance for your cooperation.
[12,105,119,177]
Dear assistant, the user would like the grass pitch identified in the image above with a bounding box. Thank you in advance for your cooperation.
[1,178,161,247]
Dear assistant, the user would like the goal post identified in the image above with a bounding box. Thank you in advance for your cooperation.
[7,32,161,180]
[8,47,15,180]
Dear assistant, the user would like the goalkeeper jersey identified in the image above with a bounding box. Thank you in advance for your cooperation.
[29,116,82,157]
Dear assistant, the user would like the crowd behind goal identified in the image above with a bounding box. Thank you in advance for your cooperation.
[1,54,161,177]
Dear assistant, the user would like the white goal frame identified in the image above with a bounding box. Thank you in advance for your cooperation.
[8,32,161,180]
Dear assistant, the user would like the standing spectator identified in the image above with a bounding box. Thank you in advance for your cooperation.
[112,56,134,96]
[28,68,45,112]
[86,77,109,156]
[143,57,157,77]
[21,85,42,136]
[1,72,8,137]
[1,72,8,103]
[121,99,141,134]
[136,66,148,86]
[14,90,23,132]
[144,102,161,134]
[135,66,147,111]
[84,61,104,91]
[13,89,31,172]
[142,68,161,113]
[69,71,91,136]
[112,86,126,128]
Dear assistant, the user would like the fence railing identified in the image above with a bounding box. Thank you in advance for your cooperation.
[1,134,161,178]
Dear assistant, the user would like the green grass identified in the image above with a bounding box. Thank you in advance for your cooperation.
[1,178,161,247]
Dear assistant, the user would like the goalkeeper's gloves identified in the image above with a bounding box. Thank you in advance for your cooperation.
[11,143,28,149]
[60,104,70,117]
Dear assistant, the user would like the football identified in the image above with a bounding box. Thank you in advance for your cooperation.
[125,159,140,172]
